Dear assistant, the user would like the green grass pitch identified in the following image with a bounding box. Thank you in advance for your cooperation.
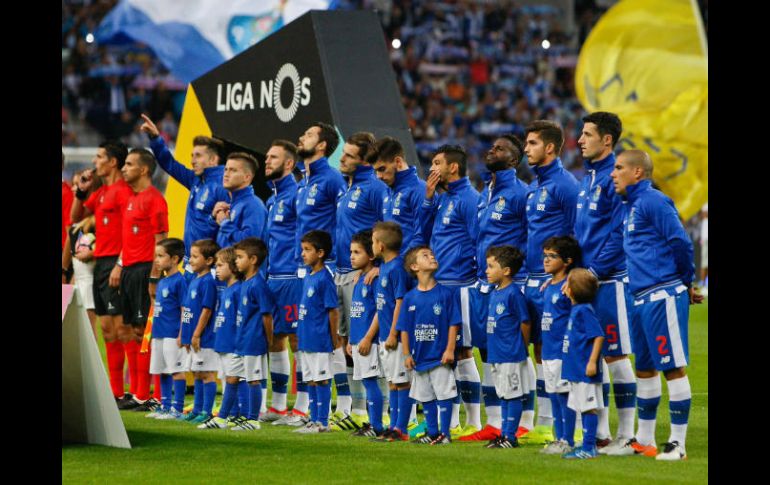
[63,301,708,484]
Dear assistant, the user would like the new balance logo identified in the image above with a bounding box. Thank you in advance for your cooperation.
[370,365,378,370]
[320,370,327,375]
[588,396,594,402]
[398,372,405,376]
[408,305,416,311]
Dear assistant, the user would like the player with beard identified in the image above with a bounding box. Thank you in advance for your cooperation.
[259,140,311,425]
[459,135,532,442]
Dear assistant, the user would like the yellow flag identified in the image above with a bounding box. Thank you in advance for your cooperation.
[575,0,707,219]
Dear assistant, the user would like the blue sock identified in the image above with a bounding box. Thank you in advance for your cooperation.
[202,381,217,416]
[173,379,186,412]
[614,382,637,410]
[271,371,289,395]
[583,413,598,450]
[637,394,661,421]
[160,374,173,410]
[317,382,331,426]
[237,380,249,417]
[308,385,318,422]
[506,398,523,440]
[457,379,480,406]
[389,389,399,429]
[669,398,691,426]
[437,398,453,437]
[296,369,307,394]
[558,393,576,446]
[501,398,510,439]
[550,394,563,440]
[334,372,350,397]
[482,385,500,410]
[423,400,439,436]
[192,379,204,415]
[219,382,237,419]
[523,389,535,412]
[536,378,549,409]
[248,382,262,420]
[362,378,384,432]
[396,389,413,432]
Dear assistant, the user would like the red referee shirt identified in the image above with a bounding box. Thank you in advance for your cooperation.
[122,185,169,267]
[62,181,73,249]
[84,179,132,257]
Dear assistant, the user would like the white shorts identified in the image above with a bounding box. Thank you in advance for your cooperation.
[409,364,458,402]
[149,338,186,375]
[218,352,244,379]
[352,343,383,380]
[243,354,268,382]
[490,361,532,400]
[190,347,220,372]
[380,342,411,384]
[542,359,570,394]
[567,381,605,413]
[300,351,333,382]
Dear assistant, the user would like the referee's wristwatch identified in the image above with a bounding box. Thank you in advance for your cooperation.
[116,258,123,268]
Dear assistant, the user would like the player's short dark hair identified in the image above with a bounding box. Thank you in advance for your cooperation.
[543,236,581,269]
[485,245,524,275]
[192,135,224,160]
[525,120,564,155]
[192,239,220,263]
[233,237,268,267]
[271,139,298,162]
[434,144,468,177]
[346,132,376,162]
[313,121,339,156]
[157,237,185,263]
[499,134,524,166]
[372,221,403,253]
[215,246,242,279]
[227,152,258,177]
[582,112,623,149]
[301,230,332,261]
[99,140,128,169]
[403,244,432,278]
[351,229,374,258]
[374,136,405,164]
[567,268,599,303]
[128,148,157,176]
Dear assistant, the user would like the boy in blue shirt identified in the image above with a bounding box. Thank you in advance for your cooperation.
[180,239,220,424]
[372,221,415,441]
[230,237,275,431]
[398,246,460,445]
[561,268,605,459]
[483,245,531,449]
[198,247,243,429]
[345,230,385,438]
[294,230,340,434]
[147,238,189,420]
[539,236,580,454]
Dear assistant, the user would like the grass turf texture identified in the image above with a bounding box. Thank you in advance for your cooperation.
[63,301,708,484]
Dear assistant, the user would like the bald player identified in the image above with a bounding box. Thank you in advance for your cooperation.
[608,150,703,461]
